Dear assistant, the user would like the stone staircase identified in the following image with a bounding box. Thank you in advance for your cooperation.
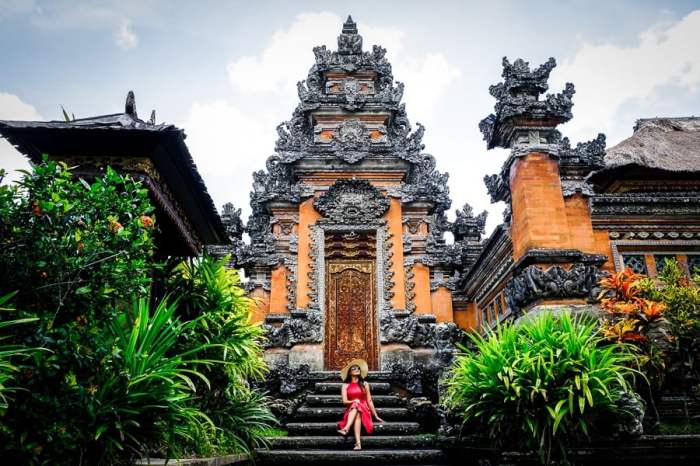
[256,371,448,466]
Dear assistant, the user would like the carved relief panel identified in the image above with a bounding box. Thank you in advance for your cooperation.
[325,260,378,370]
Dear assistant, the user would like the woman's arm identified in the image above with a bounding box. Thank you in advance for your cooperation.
[365,383,384,421]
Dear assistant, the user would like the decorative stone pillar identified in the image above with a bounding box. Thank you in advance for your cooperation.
[480,57,608,316]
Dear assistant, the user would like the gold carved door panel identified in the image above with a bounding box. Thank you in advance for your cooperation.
[325,260,377,370]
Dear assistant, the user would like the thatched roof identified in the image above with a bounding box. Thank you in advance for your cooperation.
[603,117,700,172]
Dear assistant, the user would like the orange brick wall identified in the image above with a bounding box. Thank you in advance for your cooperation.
[593,229,615,271]
[297,197,322,309]
[249,288,269,325]
[510,153,571,260]
[411,263,432,314]
[454,301,476,330]
[387,198,406,310]
[564,194,597,253]
[269,265,290,313]
[431,287,454,323]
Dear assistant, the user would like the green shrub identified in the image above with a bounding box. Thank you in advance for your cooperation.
[0,292,43,410]
[167,254,275,454]
[639,259,700,382]
[0,160,273,463]
[442,311,639,464]
[86,297,220,462]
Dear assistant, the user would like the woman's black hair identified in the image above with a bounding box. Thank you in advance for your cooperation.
[344,366,366,389]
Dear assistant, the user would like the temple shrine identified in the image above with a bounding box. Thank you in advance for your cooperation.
[220,16,700,373]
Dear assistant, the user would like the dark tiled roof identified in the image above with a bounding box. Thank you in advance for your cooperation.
[0,112,228,247]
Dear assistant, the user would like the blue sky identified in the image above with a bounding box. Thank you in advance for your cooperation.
[2,0,699,234]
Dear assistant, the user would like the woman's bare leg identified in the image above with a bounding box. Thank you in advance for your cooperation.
[353,415,362,449]
[339,408,358,435]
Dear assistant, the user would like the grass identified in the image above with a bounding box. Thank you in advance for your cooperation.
[254,427,288,437]
[656,420,700,435]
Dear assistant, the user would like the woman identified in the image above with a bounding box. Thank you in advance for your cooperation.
[336,358,384,450]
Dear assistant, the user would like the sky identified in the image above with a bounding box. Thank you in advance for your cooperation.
[1,0,699,236]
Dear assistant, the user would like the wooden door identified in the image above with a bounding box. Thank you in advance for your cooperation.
[325,260,377,370]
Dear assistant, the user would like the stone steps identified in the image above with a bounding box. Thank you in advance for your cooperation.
[309,371,395,382]
[295,406,410,421]
[286,421,421,436]
[267,435,437,450]
[306,394,404,407]
[315,382,392,394]
[259,374,444,466]
[255,448,447,466]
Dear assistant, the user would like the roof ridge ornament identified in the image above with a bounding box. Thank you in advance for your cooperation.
[338,14,362,55]
[125,90,137,119]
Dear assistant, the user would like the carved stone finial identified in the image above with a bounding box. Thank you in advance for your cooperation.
[342,15,358,34]
[452,203,487,242]
[125,90,137,119]
[338,15,362,55]
[479,57,575,149]
[221,202,244,240]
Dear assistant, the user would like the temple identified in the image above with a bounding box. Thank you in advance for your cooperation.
[218,16,477,371]
[220,17,700,372]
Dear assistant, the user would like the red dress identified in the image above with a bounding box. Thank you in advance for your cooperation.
[337,381,373,434]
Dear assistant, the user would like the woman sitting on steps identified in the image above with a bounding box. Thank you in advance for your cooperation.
[336,358,384,450]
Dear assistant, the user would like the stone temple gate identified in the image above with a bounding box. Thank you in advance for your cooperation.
[218,16,480,371]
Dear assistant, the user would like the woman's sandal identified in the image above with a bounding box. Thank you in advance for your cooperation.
[337,428,349,436]
[353,443,362,450]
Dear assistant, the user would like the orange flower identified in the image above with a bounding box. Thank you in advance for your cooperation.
[108,220,123,233]
[139,215,154,228]
[32,204,42,217]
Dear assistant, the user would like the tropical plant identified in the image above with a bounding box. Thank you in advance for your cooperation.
[167,254,275,454]
[0,157,157,322]
[0,160,272,462]
[0,292,43,410]
[441,311,639,464]
[638,258,700,383]
[0,160,160,464]
[85,297,220,463]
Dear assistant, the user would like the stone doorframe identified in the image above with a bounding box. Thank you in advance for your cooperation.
[308,222,394,369]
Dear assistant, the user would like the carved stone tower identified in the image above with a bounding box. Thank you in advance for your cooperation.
[480,58,609,315]
[225,16,483,371]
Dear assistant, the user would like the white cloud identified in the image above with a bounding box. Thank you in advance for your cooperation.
[226,12,460,115]
[551,9,700,145]
[114,19,138,50]
[0,92,41,182]
[180,100,279,218]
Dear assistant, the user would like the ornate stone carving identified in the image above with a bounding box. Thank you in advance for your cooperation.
[479,57,575,149]
[264,311,323,348]
[559,132,606,170]
[331,119,370,163]
[559,133,606,197]
[314,179,390,225]
[404,264,416,313]
[221,202,244,240]
[504,262,607,312]
[337,16,362,55]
